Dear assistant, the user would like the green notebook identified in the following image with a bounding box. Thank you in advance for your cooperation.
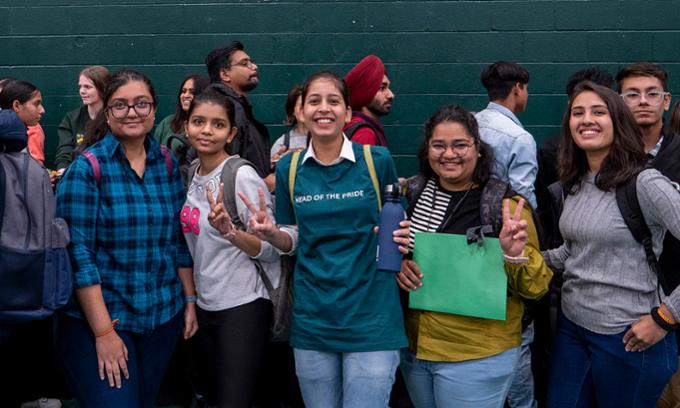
[410,231,507,320]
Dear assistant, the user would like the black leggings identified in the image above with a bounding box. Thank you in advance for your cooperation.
[196,298,272,408]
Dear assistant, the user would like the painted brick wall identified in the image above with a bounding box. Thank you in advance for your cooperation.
[2,0,679,176]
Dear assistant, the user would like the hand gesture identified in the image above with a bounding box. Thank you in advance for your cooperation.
[95,331,129,389]
[238,188,277,240]
[499,198,528,257]
[206,183,236,239]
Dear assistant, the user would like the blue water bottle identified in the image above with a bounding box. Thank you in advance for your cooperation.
[377,182,405,272]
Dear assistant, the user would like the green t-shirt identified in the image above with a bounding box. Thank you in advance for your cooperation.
[275,143,407,352]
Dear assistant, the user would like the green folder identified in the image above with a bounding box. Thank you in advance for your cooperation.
[410,231,507,320]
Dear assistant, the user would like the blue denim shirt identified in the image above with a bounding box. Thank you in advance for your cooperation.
[475,102,537,208]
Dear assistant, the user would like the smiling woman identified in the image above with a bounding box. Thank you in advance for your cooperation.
[545,82,680,407]
[55,69,197,408]
[153,74,209,150]
[395,104,551,408]
[240,71,407,408]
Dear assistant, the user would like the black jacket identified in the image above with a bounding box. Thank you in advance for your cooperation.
[207,83,271,177]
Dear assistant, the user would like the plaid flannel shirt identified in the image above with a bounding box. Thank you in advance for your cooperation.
[56,133,192,334]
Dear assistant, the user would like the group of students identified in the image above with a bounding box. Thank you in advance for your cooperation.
[1,54,680,408]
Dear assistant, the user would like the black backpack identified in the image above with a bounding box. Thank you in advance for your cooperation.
[166,133,196,187]
[344,121,387,146]
[549,173,680,297]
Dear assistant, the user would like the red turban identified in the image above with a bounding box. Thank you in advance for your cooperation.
[344,55,385,109]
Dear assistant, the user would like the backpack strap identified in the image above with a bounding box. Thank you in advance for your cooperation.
[615,173,670,296]
[83,145,172,189]
[363,144,382,210]
[187,158,200,186]
[345,121,386,146]
[548,181,565,220]
[287,146,381,213]
[283,131,291,150]
[82,151,101,188]
[288,150,302,206]
[220,157,254,230]
[479,178,512,235]
[160,145,173,178]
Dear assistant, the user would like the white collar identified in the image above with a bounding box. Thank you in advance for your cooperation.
[302,134,356,166]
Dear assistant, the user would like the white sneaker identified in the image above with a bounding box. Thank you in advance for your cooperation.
[20,398,62,408]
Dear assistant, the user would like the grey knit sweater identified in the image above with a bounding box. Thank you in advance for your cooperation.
[544,169,680,334]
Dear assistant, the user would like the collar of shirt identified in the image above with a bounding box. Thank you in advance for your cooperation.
[101,132,164,161]
[486,102,523,128]
[302,135,355,166]
[649,136,664,158]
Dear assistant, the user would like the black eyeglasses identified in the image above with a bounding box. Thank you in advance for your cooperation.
[107,100,154,119]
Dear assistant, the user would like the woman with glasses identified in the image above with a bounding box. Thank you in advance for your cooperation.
[393,104,552,408]
[54,66,110,171]
[55,69,197,407]
[545,82,680,407]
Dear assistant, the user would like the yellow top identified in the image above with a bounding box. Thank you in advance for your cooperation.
[406,197,553,362]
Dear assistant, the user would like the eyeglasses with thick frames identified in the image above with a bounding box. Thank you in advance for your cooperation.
[107,100,154,119]
[429,141,474,156]
[229,59,256,69]
[620,89,669,106]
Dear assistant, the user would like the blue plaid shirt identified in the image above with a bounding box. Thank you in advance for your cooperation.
[56,133,192,334]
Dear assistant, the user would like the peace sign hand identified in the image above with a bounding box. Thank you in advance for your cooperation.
[499,198,528,257]
[238,188,277,240]
[206,183,237,240]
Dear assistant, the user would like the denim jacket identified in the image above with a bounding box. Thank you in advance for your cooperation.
[475,102,537,208]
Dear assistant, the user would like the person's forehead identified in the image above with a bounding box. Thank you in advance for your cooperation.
[230,50,250,63]
[621,75,664,90]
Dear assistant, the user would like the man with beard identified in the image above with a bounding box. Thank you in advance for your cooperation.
[205,41,273,188]
[343,55,394,146]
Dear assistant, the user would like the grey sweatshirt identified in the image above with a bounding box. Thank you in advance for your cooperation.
[544,169,680,334]
[183,156,281,312]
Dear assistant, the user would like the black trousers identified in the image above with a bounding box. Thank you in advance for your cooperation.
[196,298,271,408]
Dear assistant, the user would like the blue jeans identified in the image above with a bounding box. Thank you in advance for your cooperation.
[56,311,183,408]
[547,312,677,408]
[507,322,538,408]
[400,347,519,408]
[293,348,399,408]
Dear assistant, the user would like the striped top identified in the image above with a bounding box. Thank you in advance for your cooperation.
[408,178,452,251]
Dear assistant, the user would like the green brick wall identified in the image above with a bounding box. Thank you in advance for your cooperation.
[2,0,680,176]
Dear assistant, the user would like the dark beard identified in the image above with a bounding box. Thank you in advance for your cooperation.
[366,100,390,117]
[241,78,259,93]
